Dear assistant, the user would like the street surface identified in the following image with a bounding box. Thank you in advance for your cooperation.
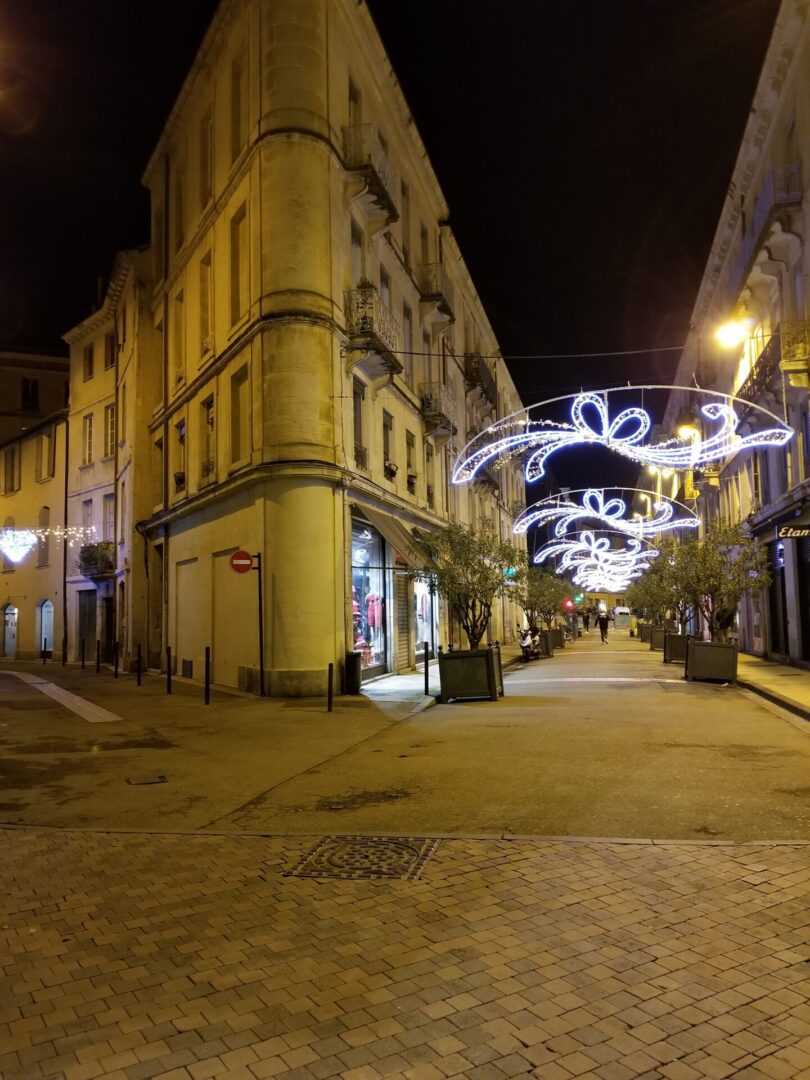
[1,634,810,1078]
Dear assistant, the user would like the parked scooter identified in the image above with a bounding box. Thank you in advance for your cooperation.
[518,626,543,661]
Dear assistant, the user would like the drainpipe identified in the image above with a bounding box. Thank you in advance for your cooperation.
[161,153,171,667]
[61,415,69,659]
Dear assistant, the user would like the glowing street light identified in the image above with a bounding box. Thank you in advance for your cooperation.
[715,319,752,349]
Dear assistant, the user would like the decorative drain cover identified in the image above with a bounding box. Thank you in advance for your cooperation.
[285,835,440,881]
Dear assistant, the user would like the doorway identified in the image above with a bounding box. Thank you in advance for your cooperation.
[38,600,54,655]
[77,589,97,656]
[3,604,18,658]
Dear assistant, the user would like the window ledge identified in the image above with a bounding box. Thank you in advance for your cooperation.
[78,462,94,470]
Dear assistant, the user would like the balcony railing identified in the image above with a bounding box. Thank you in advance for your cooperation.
[464,353,498,409]
[736,332,782,407]
[419,382,456,440]
[200,457,216,485]
[728,164,803,302]
[354,444,369,471]
[342,124,398,223]
[416,263,454,319]
[344,286,402,377]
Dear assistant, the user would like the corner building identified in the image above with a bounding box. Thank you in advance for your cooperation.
[131,0,523,694]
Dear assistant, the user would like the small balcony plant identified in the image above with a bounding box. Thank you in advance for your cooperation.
[77,540,115,581]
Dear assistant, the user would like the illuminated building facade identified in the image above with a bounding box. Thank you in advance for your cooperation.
[664,0,810,661]
[38,0,524,691]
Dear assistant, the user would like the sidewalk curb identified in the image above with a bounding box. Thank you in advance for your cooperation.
[737,678,810,723]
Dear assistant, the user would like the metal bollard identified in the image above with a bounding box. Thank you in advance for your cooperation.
[166,645,172,695]
[204,646,211,705]
[81,638,85,670]
[136,644,142,687]
[62,637,67,666]
[96,640,100,674]
[42,637,47,665]
[327,662,334,712]
[114,642,119,679]
[424,641,429,697]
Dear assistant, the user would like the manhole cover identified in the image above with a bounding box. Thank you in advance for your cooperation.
[125,774,167,786]
[284,835,440,881]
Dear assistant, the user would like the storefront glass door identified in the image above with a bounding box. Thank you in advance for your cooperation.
[351,518,390,680]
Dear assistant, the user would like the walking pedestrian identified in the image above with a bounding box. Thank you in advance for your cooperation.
[583,612,590,632]
[597,611,610,644]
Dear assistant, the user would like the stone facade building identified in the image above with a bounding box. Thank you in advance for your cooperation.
[1,0,525,690]
[664,0,810,662]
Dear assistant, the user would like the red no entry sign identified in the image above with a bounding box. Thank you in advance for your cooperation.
[230,550,253,574]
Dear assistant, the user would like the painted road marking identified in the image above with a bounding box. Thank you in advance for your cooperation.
[7,672,122,723]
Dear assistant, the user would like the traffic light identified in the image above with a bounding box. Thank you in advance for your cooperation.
[564,598,574,609]
[574,593,583,603]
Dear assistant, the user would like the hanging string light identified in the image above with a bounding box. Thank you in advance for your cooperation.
[514,487,698,539]
[0,525,95,564]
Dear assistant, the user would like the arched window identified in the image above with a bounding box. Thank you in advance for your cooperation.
[37,506,50,567]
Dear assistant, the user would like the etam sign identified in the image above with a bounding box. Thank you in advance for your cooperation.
[778,524,810,539]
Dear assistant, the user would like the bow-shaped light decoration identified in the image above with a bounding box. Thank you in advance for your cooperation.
[515,488,699,538]
[534,530,659,593]
[453,391,793,484]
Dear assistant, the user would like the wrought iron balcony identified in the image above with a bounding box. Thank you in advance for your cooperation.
[354,444,369,472]
[419,382,456,441]
[344,286,403,379]
[727,164,802,303]
[736,321,810,405]
[464,353,498,409]
[342,124,398,224]
[200,457,216,486]
[416,263,454,320]
[473,461,501,495]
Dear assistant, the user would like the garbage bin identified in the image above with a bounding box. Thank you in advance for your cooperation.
[345,650,362,695]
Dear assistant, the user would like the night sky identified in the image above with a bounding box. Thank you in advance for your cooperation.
[0,0,780,411]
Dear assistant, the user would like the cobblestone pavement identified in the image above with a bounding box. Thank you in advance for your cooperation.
[3,827,810,1080]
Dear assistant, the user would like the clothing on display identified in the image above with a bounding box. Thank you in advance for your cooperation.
[351,519,388,673]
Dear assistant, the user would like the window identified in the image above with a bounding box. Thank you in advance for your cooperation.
[403,302,413,386]
[104,333,116,370]
[153,204,165,282]
[173,291,185,383]
[37,506,49,567]
[104,404,116,458]
[121,302,127,345]
[174,420,186,491]
[201,397,216,482]
[423,331,432,380]
[350,219,364,284]
[406,431,416,493]
[21,377,39,411]
[348,79,361,127]
[230,203,248,324]
[82,498,93,530]
[173,160,185,253]
[3,445,19,493]
[380,265,391,309]
[200,107,213,207]
[83,343,94,382]
[401,182,410,267]
[383,410,393,463]
[230,366,250,463]
[103,493,114,541]
[35,428,54,481]
[231,44,247,162]
[120,381,127,447]
[200,251,213,354]
[425,444,434,508]
[353,379,366,468]
[82,414,93,465]
[420,223,429,266]
[3,516,14,571]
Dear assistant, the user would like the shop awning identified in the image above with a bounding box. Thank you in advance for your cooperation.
[359,506,433,569]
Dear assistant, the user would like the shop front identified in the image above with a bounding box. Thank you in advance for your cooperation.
[351,516,391,681]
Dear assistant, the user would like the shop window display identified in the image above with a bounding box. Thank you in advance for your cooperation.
[352,519,388,677]
[413,577,438,660]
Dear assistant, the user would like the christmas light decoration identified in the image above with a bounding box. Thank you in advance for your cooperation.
[514,487,698,539]
[0,526,95,565]
[0,529,38,563]
[453,387,793,485]
[534,530,659,594]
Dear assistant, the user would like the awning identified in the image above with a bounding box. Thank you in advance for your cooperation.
[357,506,432,568]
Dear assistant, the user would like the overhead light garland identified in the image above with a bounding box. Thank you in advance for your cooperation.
[534,530,659,593]
[453,386,793,485]
[0,526,95,565]
[514,487,699,539]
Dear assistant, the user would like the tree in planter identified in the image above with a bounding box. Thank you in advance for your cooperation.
[627,537,693,631]
[412,521,516,650]
[512,556,572,629]
[682,522,769,642]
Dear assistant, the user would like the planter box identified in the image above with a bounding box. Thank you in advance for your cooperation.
[663,632,689,664]
[639,623,652,644]
[685,639,738,683]
[438,644,504,703]
[549,627,565,649]
[650,627,667,652]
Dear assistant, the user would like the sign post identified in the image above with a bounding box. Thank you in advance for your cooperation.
[230,549,265,697]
